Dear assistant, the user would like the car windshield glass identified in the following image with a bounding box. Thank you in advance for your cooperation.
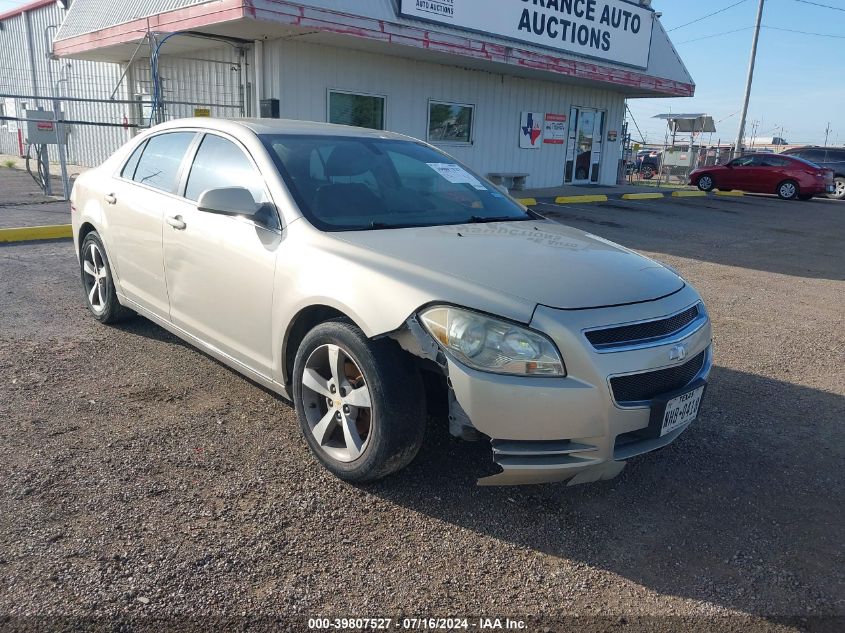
[261,134,530,231]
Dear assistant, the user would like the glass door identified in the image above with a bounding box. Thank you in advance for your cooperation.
[564,108,606,184]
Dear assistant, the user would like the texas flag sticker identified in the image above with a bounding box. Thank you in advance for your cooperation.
[520,112,543,149]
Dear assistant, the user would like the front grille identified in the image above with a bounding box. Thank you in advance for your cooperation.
[586,305,700,349]
[610,350,706,404]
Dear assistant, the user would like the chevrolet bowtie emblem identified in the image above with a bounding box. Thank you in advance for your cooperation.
[669,344,688,362]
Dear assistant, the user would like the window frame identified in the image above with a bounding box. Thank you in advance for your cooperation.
[326,89,387,131]
[178,131,282,233]
[115,131,199,196]
[426,99,476,147]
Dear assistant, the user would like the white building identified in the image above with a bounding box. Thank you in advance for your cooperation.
[4,0,695,188]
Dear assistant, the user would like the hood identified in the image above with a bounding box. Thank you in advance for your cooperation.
[332,221,684,310]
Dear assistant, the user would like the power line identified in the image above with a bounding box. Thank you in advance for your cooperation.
[764,25,845,39]
[790,0,845,12]
[677,24,845,45]
[677,26,755,44]
[625,104,647,144]
[667,0,750,32]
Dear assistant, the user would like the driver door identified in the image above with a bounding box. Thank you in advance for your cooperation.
[162,132,281,376]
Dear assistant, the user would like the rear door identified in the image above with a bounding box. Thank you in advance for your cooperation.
[108,131,197,317]
[162,132,280,376]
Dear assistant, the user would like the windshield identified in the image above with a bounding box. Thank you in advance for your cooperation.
[261,134,530,231]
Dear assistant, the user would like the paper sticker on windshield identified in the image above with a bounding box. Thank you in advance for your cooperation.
[427,163,487,190]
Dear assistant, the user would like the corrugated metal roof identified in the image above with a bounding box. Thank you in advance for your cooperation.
[55,0,209,41]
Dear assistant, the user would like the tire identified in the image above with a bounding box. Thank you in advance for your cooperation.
[777,180,799,200]
[696,174,715,192]
[641,165,655,180]
[79,231,134,324]
[828,176,845,201]
[292,319,426,483]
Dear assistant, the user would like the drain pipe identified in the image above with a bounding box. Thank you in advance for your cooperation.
[253,39,264,117]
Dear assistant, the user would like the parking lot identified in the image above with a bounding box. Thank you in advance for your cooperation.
[1,185,843,630]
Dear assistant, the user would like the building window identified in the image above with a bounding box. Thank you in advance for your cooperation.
[328,90,385,130]
[427,101,474,145]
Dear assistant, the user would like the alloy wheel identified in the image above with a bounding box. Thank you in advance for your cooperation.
[834,177,845,199]
[82,242,107,315]
[300,344,373,463]
[699,175,713,191]
[780,182,797,199]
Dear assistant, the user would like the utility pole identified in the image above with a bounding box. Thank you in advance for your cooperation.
[734,0,765,158]
[824,122,831,147]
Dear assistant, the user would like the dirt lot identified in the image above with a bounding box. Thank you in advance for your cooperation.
[0,192,843,632]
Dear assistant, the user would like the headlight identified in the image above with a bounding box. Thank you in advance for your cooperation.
[419,306,565,376]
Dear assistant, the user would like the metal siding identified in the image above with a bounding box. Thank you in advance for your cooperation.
[263,38,626,187]
[56,0,210,41]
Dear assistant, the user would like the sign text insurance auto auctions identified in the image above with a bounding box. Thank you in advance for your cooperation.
[399,0,654,69]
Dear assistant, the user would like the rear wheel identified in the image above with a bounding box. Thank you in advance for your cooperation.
[292,319,426,483]
[777,180,799,200]
[828,176,845,201]
[80,232,133,324]
[641,165,655,180]
[696,174,715,192]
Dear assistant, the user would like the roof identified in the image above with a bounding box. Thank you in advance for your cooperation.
[0,0,54,22]
[153,117,418,140]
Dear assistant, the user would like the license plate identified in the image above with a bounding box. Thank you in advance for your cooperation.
[660,385,705,436]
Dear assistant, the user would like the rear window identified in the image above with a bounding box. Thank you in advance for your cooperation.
[132,132,196,193]
[261,134,529,231]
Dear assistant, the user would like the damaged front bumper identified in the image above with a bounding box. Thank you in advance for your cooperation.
[394,286,713,486]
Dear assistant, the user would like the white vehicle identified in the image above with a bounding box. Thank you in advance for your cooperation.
[71,118,712,485]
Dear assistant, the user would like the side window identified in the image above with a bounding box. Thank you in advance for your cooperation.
[132,132,196,192]
[729,156,755,167]
[760,156,790,167]
[121,140,146,180]
[801,150,826,164]
[184,134,269,203]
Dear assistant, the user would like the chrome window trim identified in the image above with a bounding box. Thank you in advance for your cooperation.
[583,302,707,353]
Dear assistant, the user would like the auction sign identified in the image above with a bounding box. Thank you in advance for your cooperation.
[399,0,654,69]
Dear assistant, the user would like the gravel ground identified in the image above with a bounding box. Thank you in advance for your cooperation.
[0,192,843,632]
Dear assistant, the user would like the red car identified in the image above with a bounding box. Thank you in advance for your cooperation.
[689,153,836,200]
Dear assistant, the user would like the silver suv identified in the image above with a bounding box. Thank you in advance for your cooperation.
[71,118,712,486]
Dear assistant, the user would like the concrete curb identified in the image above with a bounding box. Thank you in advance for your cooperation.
[715,190,745,197]
[671,190,707,198]
[516,198,538,206]
[554,194,609,204]
[0,224,72,243]
[621,192,665,200]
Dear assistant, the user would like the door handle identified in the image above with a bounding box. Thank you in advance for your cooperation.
[104,193,117,205]
[166,215,187,230]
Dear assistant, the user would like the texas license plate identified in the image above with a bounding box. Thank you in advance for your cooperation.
[660,385,706,436]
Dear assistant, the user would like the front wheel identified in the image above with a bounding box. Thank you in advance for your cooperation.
[777,180,799,200]
[292,319,426,483]
[828,176,845,201]
[80,231,133,323]
[696,174,715,192]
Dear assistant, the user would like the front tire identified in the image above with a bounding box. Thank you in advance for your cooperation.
[292,319,426,483]
[697,174,715,192]
[80,232,133,324]
[777,180,799,200]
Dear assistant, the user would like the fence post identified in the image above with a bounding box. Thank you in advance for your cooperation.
[52,98,70,200]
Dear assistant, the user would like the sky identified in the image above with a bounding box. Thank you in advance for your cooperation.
[629,0,845,147]
[1,0,842,145]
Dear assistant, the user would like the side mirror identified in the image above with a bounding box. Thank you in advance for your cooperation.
[197,187,259,217]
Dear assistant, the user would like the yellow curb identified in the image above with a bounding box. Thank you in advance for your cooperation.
[0,224,72,243]
[715,190,745,196]
[671,190,707,197]
[621,192,665,200]
[554,195,609,204]
[516,198,538,206]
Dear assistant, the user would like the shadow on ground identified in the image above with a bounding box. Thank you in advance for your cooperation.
[369,364,845,622]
